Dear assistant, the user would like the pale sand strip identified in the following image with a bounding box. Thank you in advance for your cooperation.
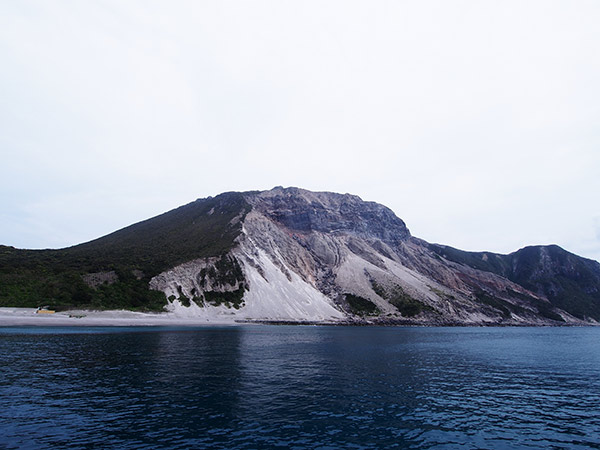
[0,308,239,327]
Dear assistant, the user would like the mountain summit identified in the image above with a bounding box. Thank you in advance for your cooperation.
[2,187,599,325]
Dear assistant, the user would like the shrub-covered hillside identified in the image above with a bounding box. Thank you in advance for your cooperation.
[429,243,600,321]
[0,192,250,311]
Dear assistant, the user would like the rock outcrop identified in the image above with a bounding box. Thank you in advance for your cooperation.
[148,187,600,325]
[4,186,597,323]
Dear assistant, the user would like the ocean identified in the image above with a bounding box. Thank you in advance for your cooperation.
[1,325,599,449]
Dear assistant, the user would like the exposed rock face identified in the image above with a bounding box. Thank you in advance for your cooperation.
[150,255,247,311]
[248,187,410,245]
[149,187,600,325]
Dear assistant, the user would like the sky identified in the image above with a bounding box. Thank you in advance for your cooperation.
[1,0,599,262]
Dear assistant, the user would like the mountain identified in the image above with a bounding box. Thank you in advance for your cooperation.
[2,187,599,325]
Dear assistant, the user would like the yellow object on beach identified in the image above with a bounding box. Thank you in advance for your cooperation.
[36,309,55,314]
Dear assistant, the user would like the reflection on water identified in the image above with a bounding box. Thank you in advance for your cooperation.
[1,326,600,449]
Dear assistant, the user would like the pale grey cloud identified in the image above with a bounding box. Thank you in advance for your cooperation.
[1,0,599,261]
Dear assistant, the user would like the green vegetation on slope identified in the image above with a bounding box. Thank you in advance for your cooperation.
[345,293,379,316]
[371,280,432,317]
[429,243,600,321]
[198,254,247,309]
[473,290,514,318]
[427,245,511,275]
[0,192,251,311]
[506,246,600,320]
[204,288,246,309]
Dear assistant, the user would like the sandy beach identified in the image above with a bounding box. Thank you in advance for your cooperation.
[0,307,240,327]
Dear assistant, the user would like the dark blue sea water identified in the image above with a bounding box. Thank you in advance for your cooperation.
[1,326,599,450]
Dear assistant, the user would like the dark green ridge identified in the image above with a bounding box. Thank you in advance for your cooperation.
[0,192,251,311]
[429,243,600,321]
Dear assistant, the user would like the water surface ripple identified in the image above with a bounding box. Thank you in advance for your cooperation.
[1,326,599,449]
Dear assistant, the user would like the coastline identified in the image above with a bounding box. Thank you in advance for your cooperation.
[0,307,240,327]
[1,307,595,328]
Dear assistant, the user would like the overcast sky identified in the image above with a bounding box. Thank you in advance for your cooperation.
[1,0,599,262]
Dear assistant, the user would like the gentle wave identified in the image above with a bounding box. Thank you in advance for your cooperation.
[1,326,599,449]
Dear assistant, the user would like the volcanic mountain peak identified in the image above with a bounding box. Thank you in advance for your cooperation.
[1,187,599,325]
[245,186,411,244]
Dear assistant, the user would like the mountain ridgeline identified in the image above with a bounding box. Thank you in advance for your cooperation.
[1,187,599,325]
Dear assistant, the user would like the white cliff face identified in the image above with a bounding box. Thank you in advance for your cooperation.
[149,214,345,323]
[149,258,220,300]
[233,245,345,321]
[148,188,587,325]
